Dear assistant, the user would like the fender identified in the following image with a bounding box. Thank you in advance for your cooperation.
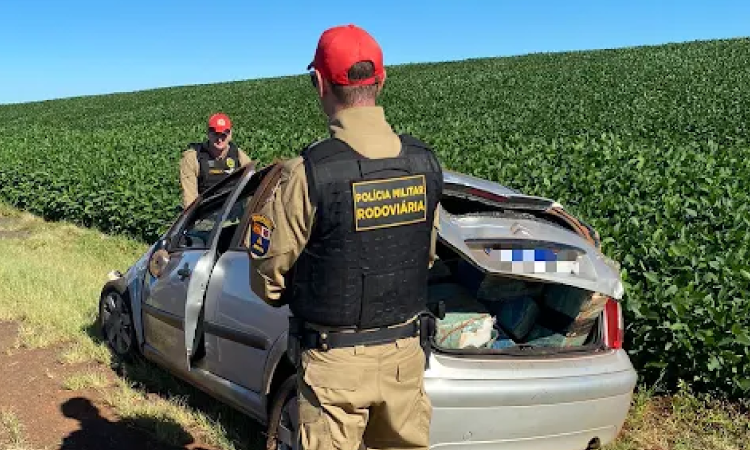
[262,328,292,408]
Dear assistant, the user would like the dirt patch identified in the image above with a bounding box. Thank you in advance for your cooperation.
[0,321,219,450]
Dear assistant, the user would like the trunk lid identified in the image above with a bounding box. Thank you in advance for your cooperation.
[438,171,624,300]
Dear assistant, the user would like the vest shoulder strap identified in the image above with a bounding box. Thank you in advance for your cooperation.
[397,133,432,151]
[227,142,240,160]
[397,134,443,183]
[301,138,355,207]
[186,143,201,167]
[191,143,210,166]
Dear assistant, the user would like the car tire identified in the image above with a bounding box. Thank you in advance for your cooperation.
[98,289,138,362]
[266,375,299,450]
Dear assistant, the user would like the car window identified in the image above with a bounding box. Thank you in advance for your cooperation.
[172,168,259,252]
[177,201,225,249]
[215,193,253,254]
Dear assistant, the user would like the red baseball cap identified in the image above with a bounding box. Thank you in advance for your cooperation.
[208,113,231,133]
[307,24,385,86]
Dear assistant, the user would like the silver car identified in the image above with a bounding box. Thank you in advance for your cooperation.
[98,163,637,450]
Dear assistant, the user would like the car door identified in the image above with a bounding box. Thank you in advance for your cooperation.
[141,193,231,372]
[195,164,292,394]
[181,165,259,370]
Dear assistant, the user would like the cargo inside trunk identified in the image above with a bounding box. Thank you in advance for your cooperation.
[427,241,607,355]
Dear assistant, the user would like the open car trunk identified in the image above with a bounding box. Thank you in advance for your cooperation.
[428,243,608,355]
[427,174,624,356]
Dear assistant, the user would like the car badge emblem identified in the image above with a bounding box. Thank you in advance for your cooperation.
[511,223,530,236]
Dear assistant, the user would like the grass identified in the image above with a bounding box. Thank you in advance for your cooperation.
[62,372,111,391]
[0,203,145,353]
[0,409,27,450]
[1,201,748,450]
[98,378,232,448]
[609,382,750,450]
[0,408,47,450]
[0,202,260,450]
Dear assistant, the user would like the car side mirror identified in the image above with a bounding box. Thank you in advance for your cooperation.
[148,249,170,278]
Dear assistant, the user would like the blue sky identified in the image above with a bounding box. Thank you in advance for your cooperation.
[1,0,748,105]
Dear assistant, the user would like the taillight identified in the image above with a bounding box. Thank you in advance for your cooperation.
[603,298,624,349]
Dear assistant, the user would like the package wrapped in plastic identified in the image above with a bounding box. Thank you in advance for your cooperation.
[524,324,588,347]
[482,295,540,341]
[524,287,608,347]
[540,285,607,339]
[491,326,518,350]
[435,313,497,349]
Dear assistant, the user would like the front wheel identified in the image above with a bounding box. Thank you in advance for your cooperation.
[266,375,299,450]
[98,289,138,361]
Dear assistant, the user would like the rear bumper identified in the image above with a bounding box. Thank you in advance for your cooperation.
[424,350,638,450]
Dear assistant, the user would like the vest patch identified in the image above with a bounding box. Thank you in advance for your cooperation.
[352,175,428,231]
[249,214,274,258]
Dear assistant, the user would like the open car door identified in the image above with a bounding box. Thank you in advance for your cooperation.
[182,165,258,368]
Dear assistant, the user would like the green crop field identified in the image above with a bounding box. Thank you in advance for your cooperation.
[1,37,749,400]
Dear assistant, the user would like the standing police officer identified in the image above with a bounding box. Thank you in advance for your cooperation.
[247,24,443,450]
[179,112,253,208]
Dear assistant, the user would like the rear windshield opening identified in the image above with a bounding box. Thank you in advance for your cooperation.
[438,194,502,216]
[439,191,578,235]
[428,242,607,356]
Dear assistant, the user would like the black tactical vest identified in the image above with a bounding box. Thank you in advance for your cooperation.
[191,142,241,194]
[286,134,443,329]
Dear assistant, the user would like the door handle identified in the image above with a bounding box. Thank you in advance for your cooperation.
[177,263,192,281]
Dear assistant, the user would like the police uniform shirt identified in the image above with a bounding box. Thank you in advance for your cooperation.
[246,105,441,305]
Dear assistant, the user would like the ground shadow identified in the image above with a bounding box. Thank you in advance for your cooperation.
[60,397,211,450]
[84,319,266,450]
[82,320,103,347]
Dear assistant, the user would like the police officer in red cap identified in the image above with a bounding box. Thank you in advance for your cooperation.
[179,112,253,208]
[247,24,442,450]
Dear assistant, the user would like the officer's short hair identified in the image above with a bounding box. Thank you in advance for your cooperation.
[330,61,380,105]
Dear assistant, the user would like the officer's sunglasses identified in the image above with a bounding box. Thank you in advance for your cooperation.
[209,128,230,140]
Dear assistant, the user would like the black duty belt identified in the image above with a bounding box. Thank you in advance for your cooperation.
[298,320,420,351]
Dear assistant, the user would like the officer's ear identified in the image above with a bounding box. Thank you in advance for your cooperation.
[313,69,326,98]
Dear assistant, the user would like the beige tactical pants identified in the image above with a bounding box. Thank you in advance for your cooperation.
[297,335,432,450]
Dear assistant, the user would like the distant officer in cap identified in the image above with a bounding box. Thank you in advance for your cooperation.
[179,113,253,208]
[247,24,442,450]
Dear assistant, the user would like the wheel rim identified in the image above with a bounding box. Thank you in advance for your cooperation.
[275,394,298,450]
[101,292,133,355]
